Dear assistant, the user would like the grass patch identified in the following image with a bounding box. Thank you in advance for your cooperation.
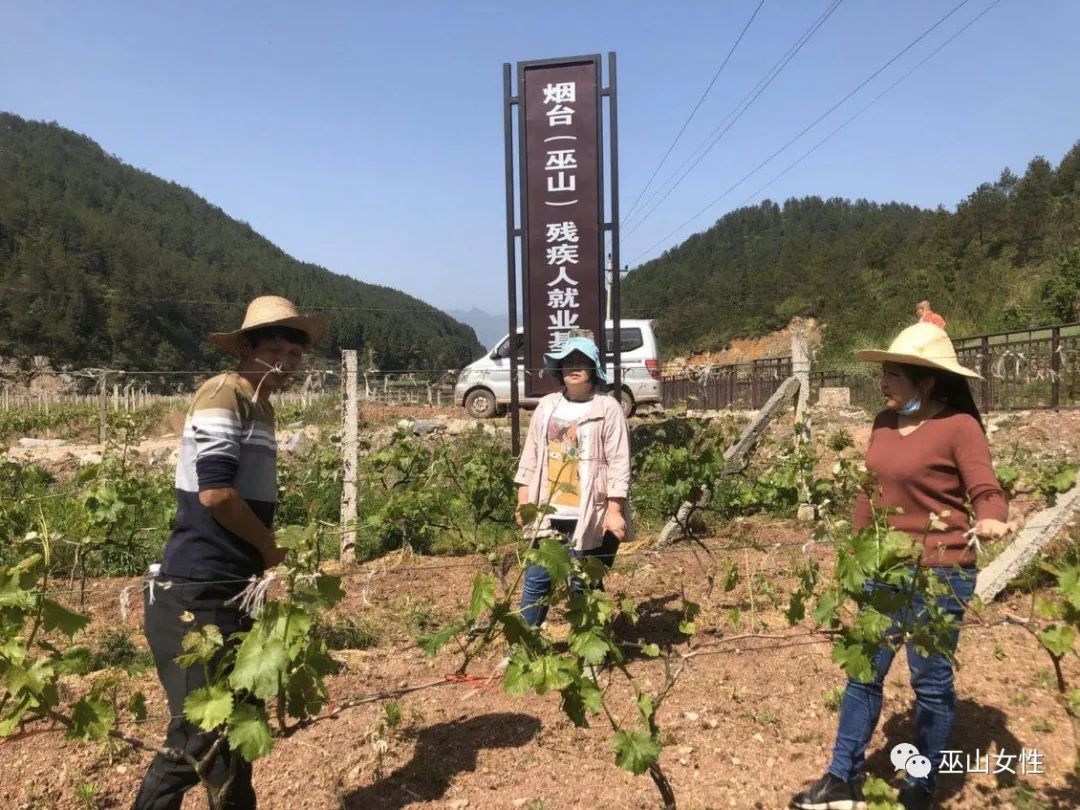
[63,630,153,676]
[823,685,845,713]
[316,617,380,650]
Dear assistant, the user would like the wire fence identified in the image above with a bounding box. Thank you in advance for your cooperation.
[4,321,1079,418]
[662,321,1080,413]
[0,367,463,412]
[954,322,1080,411]
[661,357,793,411]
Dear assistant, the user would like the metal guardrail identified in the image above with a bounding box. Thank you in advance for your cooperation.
[661,357,793,411]
[954,322,1080,411]
[662,322,1080,412]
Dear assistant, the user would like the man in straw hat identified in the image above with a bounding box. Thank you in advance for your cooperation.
[791,322,1008,810]
[135,296,326,809]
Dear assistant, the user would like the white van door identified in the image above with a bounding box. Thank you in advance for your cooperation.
[488,335,514,403]
[491,333,538,406]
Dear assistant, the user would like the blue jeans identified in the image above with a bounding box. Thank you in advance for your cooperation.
[828,566,976,793]
[520,520,620,628]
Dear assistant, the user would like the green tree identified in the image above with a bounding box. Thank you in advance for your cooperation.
[1041,248,1080,322]
[0,113,483,371]
[1011,157,1056,264]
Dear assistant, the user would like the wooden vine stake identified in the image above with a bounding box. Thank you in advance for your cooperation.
[98,372,109,444]
[656,375,802,546]
[976,484,1080,603]
[340,350,359,563]
[791,327,815,522]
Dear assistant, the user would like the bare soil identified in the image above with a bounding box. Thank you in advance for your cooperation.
[667,318,823,374]
[4,532,1079,809]
[1,407,1079,809]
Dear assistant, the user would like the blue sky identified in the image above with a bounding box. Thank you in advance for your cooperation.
[2,1,1079,315]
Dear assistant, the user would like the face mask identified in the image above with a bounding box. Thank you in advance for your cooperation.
[897,397,922,416]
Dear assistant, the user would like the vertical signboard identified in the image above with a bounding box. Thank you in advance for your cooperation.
[520,56,604,397]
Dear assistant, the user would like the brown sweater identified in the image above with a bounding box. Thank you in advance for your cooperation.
[852,409,1007,567]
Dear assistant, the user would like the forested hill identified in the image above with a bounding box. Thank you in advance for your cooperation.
[622,141,1080,361]
[0,113,484,371]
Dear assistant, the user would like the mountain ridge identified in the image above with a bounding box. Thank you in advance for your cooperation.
[0,113,485,372]
[622,141,1080,361]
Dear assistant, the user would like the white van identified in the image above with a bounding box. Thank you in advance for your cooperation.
[454,319,662,418]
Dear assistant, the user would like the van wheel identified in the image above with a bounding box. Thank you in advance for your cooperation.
[617,389,635,418]
[465,389,497,419]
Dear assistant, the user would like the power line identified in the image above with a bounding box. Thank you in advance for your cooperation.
[0,282,666,324]
[0,363,805,381]
[621,0,845,238]
[0,284,458,316]
[31,535,827,601]
[740,0,1006,206]
[0,282,670,327]
[621,0,767,226]
[628,0,974,265]
[2,347,1048,380]
[623,0,843,236]
[0,358,785,376]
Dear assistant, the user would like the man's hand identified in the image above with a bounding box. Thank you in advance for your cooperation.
[262,545,287,568]
[199,486,281,567]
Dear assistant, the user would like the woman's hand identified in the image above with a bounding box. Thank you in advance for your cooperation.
[603,500,627,541]
[515,486,531,528]
[974,518,1011,539]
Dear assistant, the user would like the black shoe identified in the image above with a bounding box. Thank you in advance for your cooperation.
[790,773,867,810]
[898,783,933,810]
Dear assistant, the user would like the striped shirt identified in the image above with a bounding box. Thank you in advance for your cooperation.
[162,372,277,582]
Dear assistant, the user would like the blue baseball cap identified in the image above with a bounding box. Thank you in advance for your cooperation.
[543,336,608,383]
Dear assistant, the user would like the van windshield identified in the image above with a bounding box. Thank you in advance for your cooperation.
[604,328,644,353]
[493,337,524,360]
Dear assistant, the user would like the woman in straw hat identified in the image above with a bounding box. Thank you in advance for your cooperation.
[513,335,631,628]
[791,323,1009,810]
[135,296,326,810]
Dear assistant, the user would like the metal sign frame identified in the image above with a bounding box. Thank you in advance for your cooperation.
[503,52,621,454]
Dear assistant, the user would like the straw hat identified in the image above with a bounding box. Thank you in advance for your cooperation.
[856,322,981,379]
[209,296,328,356]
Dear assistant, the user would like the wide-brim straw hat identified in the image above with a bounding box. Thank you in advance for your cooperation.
[856,322,981,380]
[209,296,328,356]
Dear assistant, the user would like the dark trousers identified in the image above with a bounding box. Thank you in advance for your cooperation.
[520,519,621,627]
[133,579,255,810]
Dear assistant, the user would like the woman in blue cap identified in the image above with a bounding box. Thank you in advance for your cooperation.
[513,335,632,627]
